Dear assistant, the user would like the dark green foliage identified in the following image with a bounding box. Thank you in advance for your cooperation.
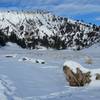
[41,35,49,48]
[49,35,67,50]
[9,32,18,43]
[8,32,26,48]
[16,38,26,48]
[0,30,8,46]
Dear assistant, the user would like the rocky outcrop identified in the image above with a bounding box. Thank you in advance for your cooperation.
[63,66,91,86]
[63,60,100,87]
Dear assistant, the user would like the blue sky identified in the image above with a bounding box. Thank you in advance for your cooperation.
[0,0,100,25]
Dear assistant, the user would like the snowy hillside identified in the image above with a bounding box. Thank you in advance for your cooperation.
[0,10,100,50]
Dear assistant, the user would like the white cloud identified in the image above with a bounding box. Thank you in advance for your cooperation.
[0,0,19,3]
[52,3,100,15]
[0,0,100,16]
[96,17,100,21]
[40,0,59,5]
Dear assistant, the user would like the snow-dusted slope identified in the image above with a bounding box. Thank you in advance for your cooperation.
[0,10,100,50]
[0,42,100,100]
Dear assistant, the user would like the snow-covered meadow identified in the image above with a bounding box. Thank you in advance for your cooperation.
[0,42,100,100]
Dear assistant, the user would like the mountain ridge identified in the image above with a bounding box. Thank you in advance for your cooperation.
[0,10,100,50]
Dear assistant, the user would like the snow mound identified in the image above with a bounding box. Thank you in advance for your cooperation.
[63,60,89,73]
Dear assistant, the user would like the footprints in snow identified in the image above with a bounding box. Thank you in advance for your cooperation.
[0,75,21,100]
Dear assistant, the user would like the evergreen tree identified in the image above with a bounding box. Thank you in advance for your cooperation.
[9,32,17,43]
[0,30,8,46]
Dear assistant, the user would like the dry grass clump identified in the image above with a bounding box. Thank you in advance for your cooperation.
[85,56,93,64]
[96,73,100,80]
